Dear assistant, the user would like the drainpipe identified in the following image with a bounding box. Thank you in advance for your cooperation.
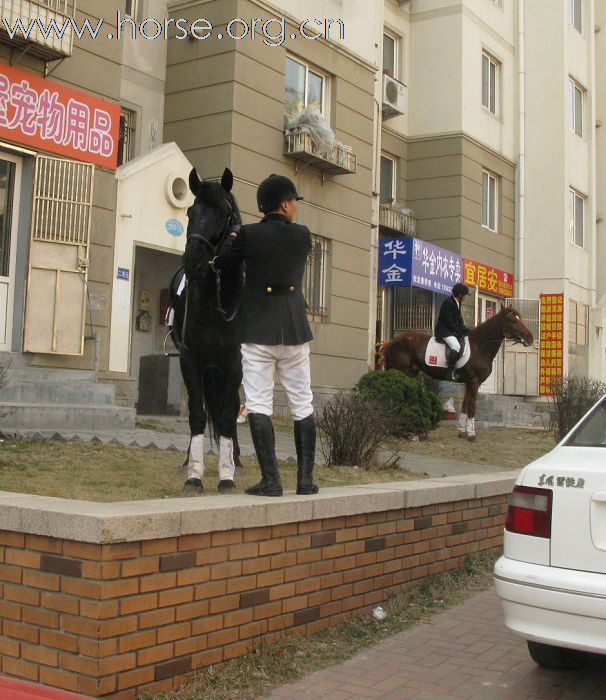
[516,0,526,298]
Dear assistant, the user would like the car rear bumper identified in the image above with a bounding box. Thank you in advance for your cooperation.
[494,556,606,654]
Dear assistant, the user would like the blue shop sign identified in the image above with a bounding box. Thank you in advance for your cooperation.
[165,219,185,237]
[378,238,412,286]
[411,238,462,295]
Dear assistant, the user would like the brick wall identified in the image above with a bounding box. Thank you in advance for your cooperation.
[0,489,510,699]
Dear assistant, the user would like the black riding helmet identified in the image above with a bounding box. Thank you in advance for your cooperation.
[452,282,470,298]
[257,174,304,213]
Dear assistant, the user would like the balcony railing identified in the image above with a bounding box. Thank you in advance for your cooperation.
[0,0,77,61]
[379,203,416,236]
[284,127,357,176]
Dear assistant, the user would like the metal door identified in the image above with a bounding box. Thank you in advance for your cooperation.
[503,298,540,396]
[478,295,500,394]
[0,153,21,351]
[23,156,94,355]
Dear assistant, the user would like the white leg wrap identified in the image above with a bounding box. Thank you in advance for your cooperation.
[188,435,205,480]
[458,413,468,433]
[218,437,236,482]
[466,417,476,436]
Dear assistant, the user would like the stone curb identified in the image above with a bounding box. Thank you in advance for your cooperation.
[0,471,519,544]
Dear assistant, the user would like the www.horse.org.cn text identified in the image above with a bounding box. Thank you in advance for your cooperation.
[0,13,346,47]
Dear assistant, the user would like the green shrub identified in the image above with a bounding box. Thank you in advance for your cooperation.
[356,370,442,438]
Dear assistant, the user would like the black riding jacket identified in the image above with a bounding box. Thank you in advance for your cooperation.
[435,295,470,338]
[214,213,313,346]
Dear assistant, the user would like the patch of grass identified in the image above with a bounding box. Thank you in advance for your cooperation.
[0,440,420,502]
[142,550,500,700]
[392,425,556,471]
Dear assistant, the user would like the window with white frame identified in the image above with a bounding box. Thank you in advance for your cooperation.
[124,0,139,19]
[380,155,396,204]
[285,57,328,128]
[569,188,585,247]
[568,78,584,137]
[568,0,582,33]
[304,235,329,320]
[482,51,499,115]
[383,31,399,78]
[118,108,137,166]
[482,170,498,231]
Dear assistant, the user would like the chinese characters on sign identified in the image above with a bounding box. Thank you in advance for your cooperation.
[378,238,412,286]
[463,259,514,298]
[411,239,462,294]
[539,293,564,397]
[0,64,120,169]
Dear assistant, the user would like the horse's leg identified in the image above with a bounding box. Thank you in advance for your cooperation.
[466,382,479,442]
[459,385,468,438]
[216,355,243,494]
[180,351,206,494]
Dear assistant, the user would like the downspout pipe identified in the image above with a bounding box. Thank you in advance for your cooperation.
[517,0,526,298]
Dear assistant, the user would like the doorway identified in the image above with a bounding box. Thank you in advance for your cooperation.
[0,153,21,351]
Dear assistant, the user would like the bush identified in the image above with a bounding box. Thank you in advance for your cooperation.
[317,392,398,468]
[548,375,606,440]
[356,370,442,439]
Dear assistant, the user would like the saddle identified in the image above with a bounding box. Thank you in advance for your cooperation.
[425,336,471,369]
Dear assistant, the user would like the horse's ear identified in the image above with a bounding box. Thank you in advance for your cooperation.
[221,168,234,193]
[189,168,202,197]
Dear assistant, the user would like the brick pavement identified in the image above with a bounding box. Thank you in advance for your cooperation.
[266,587,606,699]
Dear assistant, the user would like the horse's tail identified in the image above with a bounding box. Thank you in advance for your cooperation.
[202,367,223,446]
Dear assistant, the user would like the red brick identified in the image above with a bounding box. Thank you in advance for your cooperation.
[22,606,59,629]
[242,558,271,574]
[0,600,22,620]
[285,535,311,551]
[63,578,102,599]
[227,574,257,593]
[177,567,210,586]
[80,599,119,620]
[159,586,194,607]
[41,592,78,615]
[210,593,240,614]
[224,639,254,660]
[259,538,285,556]
[207,627,239,648]
[223,608,254,628]
[195,580,226,600]
[4,620,38,644]
[257,569,284,587]
[138,608,175,629]
[178,533,211,550]
[59,652,98,676]
[79,638,117,659]
[120,592,158,615]
[0,532,25,547]
[25,534,62,554]
[21,569,60,591]
[140,572,177,592]
[98,616,139,638]
[138,643,174,666]
[121,557,159,577]
[119,630,157,653]
[117,666,155,690]
[191,615,223,635]
[192,648,223,668]
[176,600,210,622]
[102,542,141,561]
[63,541,102,560]
[211,530,242,546]
[157,621,192,644]
[40,630,78,653]
[5,548,40,569]
[101,579,139,599]
[3,657,38,682]
[228,542,259,560]
[253,601,282,620]
[243,526,272,542]
[0,637,20,657]
[174,634,208,657]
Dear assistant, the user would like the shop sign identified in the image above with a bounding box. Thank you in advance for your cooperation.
[411,238,462,295]
[378,238,412,286]
[463,258,514,298]
[0,63,120,169]
[539,293,564,396]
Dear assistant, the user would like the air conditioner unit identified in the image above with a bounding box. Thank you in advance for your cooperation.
[382,74,407,118]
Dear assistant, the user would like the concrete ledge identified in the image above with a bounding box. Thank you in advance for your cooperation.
[0,471,519,544]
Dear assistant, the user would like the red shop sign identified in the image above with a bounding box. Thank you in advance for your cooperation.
[0,63,120,169]
[463,258,514,298]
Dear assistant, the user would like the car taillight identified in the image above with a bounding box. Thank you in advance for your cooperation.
[505,485,552,538]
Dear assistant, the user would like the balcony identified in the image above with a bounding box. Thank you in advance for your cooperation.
[0,0,76,62]
[379,203,416,236]
[284,127,357,176]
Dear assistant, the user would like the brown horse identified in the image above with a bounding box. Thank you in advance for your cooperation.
[382,307,534,441]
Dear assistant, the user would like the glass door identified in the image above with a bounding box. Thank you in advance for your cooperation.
[478,294,500,394]
[0,154,21,351]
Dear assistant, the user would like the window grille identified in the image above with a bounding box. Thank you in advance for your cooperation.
[304,234,328,320]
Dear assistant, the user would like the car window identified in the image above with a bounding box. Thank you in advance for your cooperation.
[565,400,606,447]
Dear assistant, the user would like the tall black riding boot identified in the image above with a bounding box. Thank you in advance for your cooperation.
[446,348,460,382]
[294,415,319,495]
[245,413,283,497]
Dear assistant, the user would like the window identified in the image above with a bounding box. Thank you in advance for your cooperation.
[124,0,139,19]
[118,109,137,166]
[568,0,582,33]
[569,188,584,247]
[482,170,498,231]
[304,235,329,320]
[569,300,589,376]
[284,57,327,128]
[380,155,396,204]
[482,51,499,114]
[568,78,584,137]
[383,32,398,78]
[0,160,15,278]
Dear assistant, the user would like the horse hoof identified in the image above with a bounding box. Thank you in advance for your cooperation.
[458,431,467,439]
[467,435,476,443]
[182,478,203,495]
[218,480,236,494]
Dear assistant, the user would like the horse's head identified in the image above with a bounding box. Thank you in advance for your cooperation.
[499,306,534,347]
[183,167,240,278]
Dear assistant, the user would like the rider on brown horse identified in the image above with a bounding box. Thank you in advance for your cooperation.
[435,282,471,381]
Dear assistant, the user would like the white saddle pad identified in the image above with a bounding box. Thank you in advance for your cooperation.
[425,337,471,369]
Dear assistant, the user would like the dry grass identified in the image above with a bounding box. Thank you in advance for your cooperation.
[0,439,419,502]
[392,424,557,471]
[141,550,499,700]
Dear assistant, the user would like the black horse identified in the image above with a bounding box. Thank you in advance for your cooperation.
[168,167,245,494]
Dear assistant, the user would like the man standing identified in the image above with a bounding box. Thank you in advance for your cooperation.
[435,282,471,381]
[214,174,318,497]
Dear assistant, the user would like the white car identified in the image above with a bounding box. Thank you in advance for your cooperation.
[495,395,606,669]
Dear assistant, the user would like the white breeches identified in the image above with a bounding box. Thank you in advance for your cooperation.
[443,336,461,353]
[241,342,314,421]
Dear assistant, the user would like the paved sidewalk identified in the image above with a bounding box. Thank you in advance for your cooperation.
[266,588,606,699]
